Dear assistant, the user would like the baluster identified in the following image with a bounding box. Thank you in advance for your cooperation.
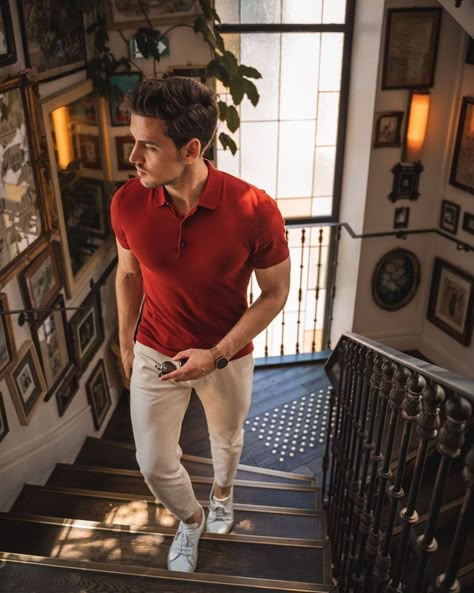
[323,225,340,351]
[360,358,394,593]
[386,380,444,593]
[311,228,324,352]
[295,228,305,354]
[415,395,472,592]
[322,386,336,506]
[436,439,474,593]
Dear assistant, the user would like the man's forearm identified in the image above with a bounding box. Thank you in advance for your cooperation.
[116,270,144,349]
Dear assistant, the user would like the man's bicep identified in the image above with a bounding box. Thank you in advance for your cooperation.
[254,257,291,296]
[116,239,141,276]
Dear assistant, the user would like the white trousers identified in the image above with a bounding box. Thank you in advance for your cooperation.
[130,341,254,520]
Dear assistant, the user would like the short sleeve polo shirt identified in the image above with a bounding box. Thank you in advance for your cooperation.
[111,160,289,359]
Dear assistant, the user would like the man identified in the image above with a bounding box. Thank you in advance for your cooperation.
[111,77,290,573]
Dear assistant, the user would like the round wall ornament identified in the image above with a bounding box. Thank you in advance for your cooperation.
[372,248,420,311]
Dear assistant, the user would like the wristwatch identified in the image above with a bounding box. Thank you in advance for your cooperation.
[210,345,229,369]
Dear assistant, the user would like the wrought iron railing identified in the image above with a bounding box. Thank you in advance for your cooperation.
[323,332,474,593]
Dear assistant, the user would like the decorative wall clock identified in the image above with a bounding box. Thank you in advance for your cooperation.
[372,248,420,311]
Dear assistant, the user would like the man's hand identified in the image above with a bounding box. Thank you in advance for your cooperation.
[160,348,216,382]
[120,345,135,379]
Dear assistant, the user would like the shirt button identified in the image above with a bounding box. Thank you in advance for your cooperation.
[180,240,186,248]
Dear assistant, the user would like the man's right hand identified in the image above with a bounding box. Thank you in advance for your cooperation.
[120,346,135,379]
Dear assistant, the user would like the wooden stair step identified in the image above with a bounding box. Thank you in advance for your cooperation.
[76,437,314,485]
[0,553,335,593]
[46,464,320,511]
[0,514,329,585]
[12,485,324,540]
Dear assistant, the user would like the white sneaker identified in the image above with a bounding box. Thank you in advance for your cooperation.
[167,506,205,572]
[206,487,234,534]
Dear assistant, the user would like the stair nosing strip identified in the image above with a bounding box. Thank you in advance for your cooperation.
[0,552,335,592]
[85,437,316,483]
[55,463,318,492]
[1,511,325,548]
[21,484,321,516]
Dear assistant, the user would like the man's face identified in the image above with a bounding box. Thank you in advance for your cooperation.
[128,113,185,188]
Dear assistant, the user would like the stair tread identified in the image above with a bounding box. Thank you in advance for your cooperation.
[77,437,315,485]
[46,464,320,511]
[12,485,324,540]
[0,515,328,584]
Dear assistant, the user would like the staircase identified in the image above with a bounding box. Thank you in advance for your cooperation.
[0,432,335,591]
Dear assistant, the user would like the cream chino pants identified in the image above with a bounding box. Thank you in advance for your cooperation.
[130,341,254,521]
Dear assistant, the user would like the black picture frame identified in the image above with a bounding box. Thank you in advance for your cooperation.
[462,212,474,236]
[72,178,109,237]
[86,359,111,430]
[427,258,474,346]
[449,97,474,194]
[0,0,16,66]
[16,0,86,82]
[69,289,105,374]
[0,292,16,380]
[373,111,404,148]
[372,248,420,311]
[0,392,9,443]
[389,162,423,202]
[439,200,460,235]
[393,207,410,229]
[55,368,79,417]
[382,8,442,90]
[115,136,135,171]
[20,243,62,319]
[77,134,103,170]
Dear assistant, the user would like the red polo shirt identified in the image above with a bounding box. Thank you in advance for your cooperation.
[111,161,289,359]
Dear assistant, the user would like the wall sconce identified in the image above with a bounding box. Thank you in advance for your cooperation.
[389,90,430,202]
[51,106,74,170]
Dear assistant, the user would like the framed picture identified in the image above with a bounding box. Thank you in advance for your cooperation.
[0,392,8,443]
[0,292,16,380]
[20,243,62,315]
[129,33,170,60]
[382,8,442,90]
[69,289,105,374]
[70,178,108,237]
[393,207,410,230]
[31,293,74,402]
[462,212,474,236]
[389,162,422,202]
[439,200,460,234]
[373,111,404,148]
[7,341,47,425]
[427,258,474,346]
[109,72,142,127]
[115,137,135,171]
[78,133,102,169]
[55,368,79,417]
[0,75,50,285]
[449,97,474,194]
[86,359,111,430]
[0,0,16,66]
[107,0,200,29]
[466,36,474,65]
[372,248,420,311]
[16,0,86,81]
[165,66,207,83]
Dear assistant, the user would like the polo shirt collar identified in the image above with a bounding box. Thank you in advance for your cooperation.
[154,159,223,210]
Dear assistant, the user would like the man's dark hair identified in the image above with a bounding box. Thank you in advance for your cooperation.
[127,76,218,154]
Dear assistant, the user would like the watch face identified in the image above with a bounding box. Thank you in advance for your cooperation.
[216,357,228,369]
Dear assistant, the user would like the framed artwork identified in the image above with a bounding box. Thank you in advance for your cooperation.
[129,33,169,60]
[373,111,404,148]
[109,73,142,127]
[427,258,474,346]
[466,37,474,65]
[31,293,74,402]
[0,292,16,380]
[462,212,474,236]
[78,133,102,169]
[70,178,108,237]
[0,75,50,285]
[166,66,207,83]
[0,392,8,443]
[55,368,79,417]
[69,289,105,374]
[115,137,135,171]
[439,200,460,235]
[389,162,422,202]
[393,207,410,230]
[449,97,474,194]
[107,0,200,29]
[20,243,62,315]
[0,0,16,66]
[7,341,47,425]
[372,248,420,311]
[382,8,442,90]
[86,359,111,430]
[16,0,86,81]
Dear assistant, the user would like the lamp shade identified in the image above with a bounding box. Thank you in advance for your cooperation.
[404,91,430,163]
[52,106,74,170]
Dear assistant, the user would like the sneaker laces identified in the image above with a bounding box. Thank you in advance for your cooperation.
[174,526,196,556]
[211,500,226,520]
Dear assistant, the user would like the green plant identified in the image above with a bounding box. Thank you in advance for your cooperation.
[72,0,261,154]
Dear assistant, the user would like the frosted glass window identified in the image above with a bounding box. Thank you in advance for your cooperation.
[216,148,240,178]
[277,120,316,198]
[280,34,320,120]
[313,146,335,196]
[282,0,323,23]
[323,0,346,23]
[240,34,280,121]
[316,92,339,145]
[214,0,239,22]
[241,0,280,24]
[276,198,312,219]
[312,197,333,217]
[240,121,278,195]
[319,34,343,91]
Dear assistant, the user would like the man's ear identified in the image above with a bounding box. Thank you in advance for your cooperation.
[181,138,202,161]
